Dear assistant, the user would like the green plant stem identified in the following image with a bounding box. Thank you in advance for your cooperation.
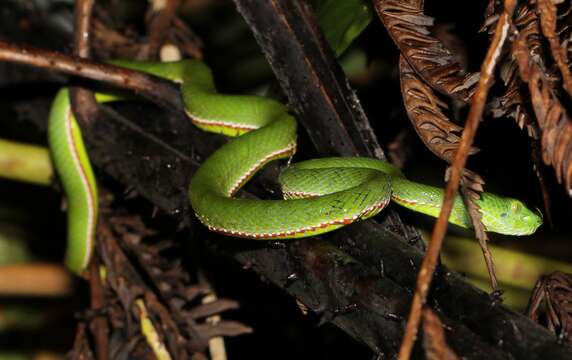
[0,139,53,186]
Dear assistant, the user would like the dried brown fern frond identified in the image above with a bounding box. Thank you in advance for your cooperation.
[537,0,572,100]
[527,272,572,342]
[373,0,478,102]
[515,28,572,194]
[74,214,252,358]
[515,2,544,58]
[399,56,479,163]
[486,2,558,226]
[493,73,536,135]
[488,3,539,138]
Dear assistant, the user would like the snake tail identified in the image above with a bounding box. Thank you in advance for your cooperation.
[48,89,98,275]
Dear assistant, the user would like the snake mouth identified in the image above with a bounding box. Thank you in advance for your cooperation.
[526,223,542,235]
[520,212,543,235]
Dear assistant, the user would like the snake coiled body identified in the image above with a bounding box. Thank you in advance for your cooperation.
[48,60,542,274]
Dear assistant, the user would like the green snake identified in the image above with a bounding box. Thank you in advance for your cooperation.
[48,59,542,275]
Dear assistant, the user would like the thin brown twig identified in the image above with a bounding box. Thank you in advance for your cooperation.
[73,2,110,358]
[89,257,109,360]
[71,0,99,128]
[532,137,554,228]
[0,40,182,111]
[422,308,459,360]
[397,1,515,358]
[69,323,95,359]
[74,0,94,59]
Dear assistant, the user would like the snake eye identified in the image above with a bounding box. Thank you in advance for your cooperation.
[511,201,522,214]
[500,212,508,218]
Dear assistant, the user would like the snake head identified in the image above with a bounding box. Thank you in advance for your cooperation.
[498,199,543,235]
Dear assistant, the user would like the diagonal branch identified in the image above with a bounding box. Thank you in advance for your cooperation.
[234,0,384,159]
[0,40,182,111]
[398,1,515,358]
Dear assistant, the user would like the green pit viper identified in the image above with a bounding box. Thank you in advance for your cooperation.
[48,59,542,275]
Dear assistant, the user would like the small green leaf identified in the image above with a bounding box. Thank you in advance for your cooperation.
[314,0,373,56]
